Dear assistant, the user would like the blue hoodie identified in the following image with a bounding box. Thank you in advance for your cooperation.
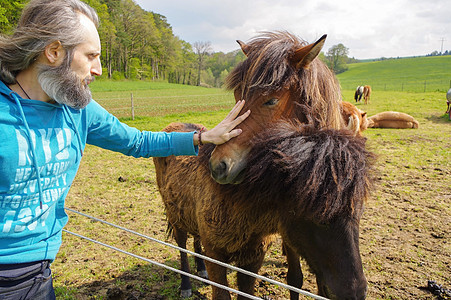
[0,80,198,264]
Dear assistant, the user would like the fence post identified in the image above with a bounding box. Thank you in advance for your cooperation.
[401,83,404,91]
[424,81,426,92]
[131,92,135,120]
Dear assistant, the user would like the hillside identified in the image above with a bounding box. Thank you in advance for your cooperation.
[337,56,451,92]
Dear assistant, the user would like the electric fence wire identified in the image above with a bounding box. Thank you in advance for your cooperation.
[64,207,329,300]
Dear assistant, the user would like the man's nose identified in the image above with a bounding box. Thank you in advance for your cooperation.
[91,58,102,76]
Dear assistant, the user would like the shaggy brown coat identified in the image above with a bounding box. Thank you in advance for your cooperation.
[154,121,374,299]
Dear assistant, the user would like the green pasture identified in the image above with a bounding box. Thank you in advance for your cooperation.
[90,80,234,127]
[337,55,451,92]
[54,79,450,299]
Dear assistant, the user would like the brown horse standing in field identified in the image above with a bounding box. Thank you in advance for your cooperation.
[363,85,371,104]
[154,31,372,299]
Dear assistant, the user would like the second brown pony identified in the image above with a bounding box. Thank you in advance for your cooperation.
[363,85,371,104]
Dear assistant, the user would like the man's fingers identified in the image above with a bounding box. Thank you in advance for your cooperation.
[227,128,243,139]
[229,109,250,129]
[224,100,245,120]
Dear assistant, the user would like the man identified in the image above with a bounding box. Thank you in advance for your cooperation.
[0,0,250,298]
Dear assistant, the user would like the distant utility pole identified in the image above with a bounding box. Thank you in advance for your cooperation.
[439,38,445,55]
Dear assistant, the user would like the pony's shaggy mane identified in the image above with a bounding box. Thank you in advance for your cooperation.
[225,31,344,130]
[195,121,374,223]
[244,122,375,223]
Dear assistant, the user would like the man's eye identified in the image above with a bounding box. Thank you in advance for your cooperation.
[264,98,279,106]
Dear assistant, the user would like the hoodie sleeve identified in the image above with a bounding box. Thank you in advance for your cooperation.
[84,100,198,157]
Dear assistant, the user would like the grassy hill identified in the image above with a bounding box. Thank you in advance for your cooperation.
[337,56,451,92]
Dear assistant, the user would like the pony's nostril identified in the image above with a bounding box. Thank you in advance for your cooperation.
[210,160,228,180]
[218,161,227,173]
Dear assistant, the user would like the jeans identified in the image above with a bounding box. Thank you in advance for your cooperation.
[0,261,56,300]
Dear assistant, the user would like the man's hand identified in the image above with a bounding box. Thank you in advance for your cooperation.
[194,100,250,145]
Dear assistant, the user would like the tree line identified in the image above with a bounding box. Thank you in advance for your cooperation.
[0,0,248,87]
[1,0,353,87]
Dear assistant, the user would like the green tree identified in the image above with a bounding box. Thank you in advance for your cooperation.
[219,69,229,87]
[84,0,117,78]
[326,43,349,74]
[201,68,215,87]
[0,0,245,86]
[0,0,26,34]
[205,50,245,87]
[193,41,212,86]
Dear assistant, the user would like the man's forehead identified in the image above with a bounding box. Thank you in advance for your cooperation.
[76,13,101,50]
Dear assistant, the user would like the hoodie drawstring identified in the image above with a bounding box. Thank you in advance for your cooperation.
[62,105,84,159]
[11,93,44,210]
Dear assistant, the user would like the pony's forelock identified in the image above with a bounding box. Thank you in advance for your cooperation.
[225,31,344,130]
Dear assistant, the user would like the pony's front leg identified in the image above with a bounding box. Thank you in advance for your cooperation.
[235,251,266,300]
[194,236,208,279]
[203,244,231,300]
[283,241,303,300]
[173,228,193,298]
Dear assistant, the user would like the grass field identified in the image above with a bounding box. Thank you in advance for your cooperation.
[337,56,451,93]
[90,80,235,123]
[51,78,451,299]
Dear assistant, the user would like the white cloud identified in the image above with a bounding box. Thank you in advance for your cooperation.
[135,0,451,59]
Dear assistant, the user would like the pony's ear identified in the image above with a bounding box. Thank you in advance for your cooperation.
[291,34,327,69]
[346,115,360,135]
[237,40,250,56]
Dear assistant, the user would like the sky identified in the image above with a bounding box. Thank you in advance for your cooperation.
[134,0,450,60]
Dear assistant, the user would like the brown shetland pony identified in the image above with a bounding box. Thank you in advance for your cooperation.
[342,101,369,135]
[154,31,373,299]
[363,85,371,104]
[367,111,419,128]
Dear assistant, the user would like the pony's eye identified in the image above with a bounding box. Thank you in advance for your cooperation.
[264,98,279,106]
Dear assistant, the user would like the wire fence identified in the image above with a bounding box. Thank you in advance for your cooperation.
[94,93,234,119]
[64,207,329,300]
[339,79,451,93]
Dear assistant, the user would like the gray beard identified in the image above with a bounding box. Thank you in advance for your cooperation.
[37,62,93,109]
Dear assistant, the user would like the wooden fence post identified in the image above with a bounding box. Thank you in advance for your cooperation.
[131,92,135,120]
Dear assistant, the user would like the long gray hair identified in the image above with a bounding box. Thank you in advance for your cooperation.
[0,0,99,84]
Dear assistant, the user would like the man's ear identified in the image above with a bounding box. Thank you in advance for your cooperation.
[44,41,65,65]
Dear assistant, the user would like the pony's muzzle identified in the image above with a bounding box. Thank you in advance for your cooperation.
[209,156,247,185]
[209,160,228,183]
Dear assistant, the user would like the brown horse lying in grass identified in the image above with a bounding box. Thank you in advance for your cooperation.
[154,121,373,300]
[367,111,419,128]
